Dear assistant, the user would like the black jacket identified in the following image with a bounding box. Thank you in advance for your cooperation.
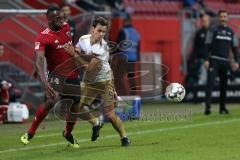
[192,27,208,59]
[204,25,239,62]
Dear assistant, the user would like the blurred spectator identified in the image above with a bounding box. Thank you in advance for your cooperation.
[184,0,197,7]
[115,15,140,95]
[186,14,210,85]
[184,0,216,18]
[184,0,205,8]
[76,0,103,11]
[105,0,124,12]
[92,0,124,13]
[0,81,10,105]
[61,5,76,41]
[184,0,202,18]
[62,0,76,5]
[224,0,239,3]
[0,43,4,56]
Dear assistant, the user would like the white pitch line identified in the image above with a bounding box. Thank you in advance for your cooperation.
[0,118,240,154]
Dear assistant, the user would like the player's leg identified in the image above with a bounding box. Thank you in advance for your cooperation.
[103,104,129,146]
[102,80,130,146]
[55,78,102,143]
[62,98,80,148]
[20,97,56,145]
[61,95,103,147]
[79,82,103,141]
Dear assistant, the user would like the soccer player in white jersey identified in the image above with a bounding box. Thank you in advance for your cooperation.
[63,16,130,146]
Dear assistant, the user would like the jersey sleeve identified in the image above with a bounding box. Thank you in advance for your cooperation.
[232,31,238,48]
[92,41,108,56]
[231,31,239,62]
[75,36,85,49]
[34,34,47,54]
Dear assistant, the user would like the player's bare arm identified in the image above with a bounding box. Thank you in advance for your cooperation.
[63,44,96,62]
[63,44,90,67]
[35,51,57,99]
[79,53,97,62]
[84,57,101,82]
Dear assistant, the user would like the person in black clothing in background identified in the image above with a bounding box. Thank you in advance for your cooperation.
[186,14,210,85]
[0,43,4,57]
[61,5,76,41]
[204,10,239,115]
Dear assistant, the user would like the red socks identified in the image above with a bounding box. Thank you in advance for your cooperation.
[28,106,48,136]
[64,115,77,136]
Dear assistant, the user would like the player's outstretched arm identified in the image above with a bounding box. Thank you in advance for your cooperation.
[35,51,57,99]
[63,44,89,66]
[83,57,101,82]
[79,54,96,62]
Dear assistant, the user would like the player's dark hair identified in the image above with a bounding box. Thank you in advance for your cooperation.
[47,6,61,15]
[218,9,228,16]
[92,16,109,28]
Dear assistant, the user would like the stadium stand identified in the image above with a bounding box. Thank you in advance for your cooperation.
[123,0,182,17]
[23,0,83,16]
[205,0,240,15]
[2,0,240,108]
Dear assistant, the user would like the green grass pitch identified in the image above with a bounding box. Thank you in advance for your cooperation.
[0,103,240,160]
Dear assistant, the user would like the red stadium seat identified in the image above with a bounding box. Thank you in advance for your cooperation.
[124,0,182,18]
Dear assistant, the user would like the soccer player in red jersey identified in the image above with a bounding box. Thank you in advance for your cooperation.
[20,6,102,148]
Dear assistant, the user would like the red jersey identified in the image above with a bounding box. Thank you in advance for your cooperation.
[0,88,9,104]
[34,23,78,78]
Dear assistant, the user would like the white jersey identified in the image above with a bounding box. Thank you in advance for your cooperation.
[76,34,112,82]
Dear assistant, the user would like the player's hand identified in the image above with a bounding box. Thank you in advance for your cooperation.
[44,82,58,100]
[75,47,81,55]
[63,44,76,56]
[204,60,209,69]
[231,62,239,72]
[90,52,99,57]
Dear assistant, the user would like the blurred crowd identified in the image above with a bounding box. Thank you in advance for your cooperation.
[0,80,20,105]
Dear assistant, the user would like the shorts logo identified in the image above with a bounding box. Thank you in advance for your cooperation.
[50,77,60,85]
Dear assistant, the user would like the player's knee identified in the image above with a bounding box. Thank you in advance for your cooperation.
[105,111,117,121]
[44,99,55,111]
[69,102,79,113]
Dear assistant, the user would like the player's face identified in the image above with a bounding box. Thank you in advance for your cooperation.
[202,15,210,28]
[62,6,71,18]
[91,24,107,42]
[48,11,65,30]
[219,12,228,26]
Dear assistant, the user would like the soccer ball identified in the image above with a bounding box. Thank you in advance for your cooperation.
[165,83,185,102]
